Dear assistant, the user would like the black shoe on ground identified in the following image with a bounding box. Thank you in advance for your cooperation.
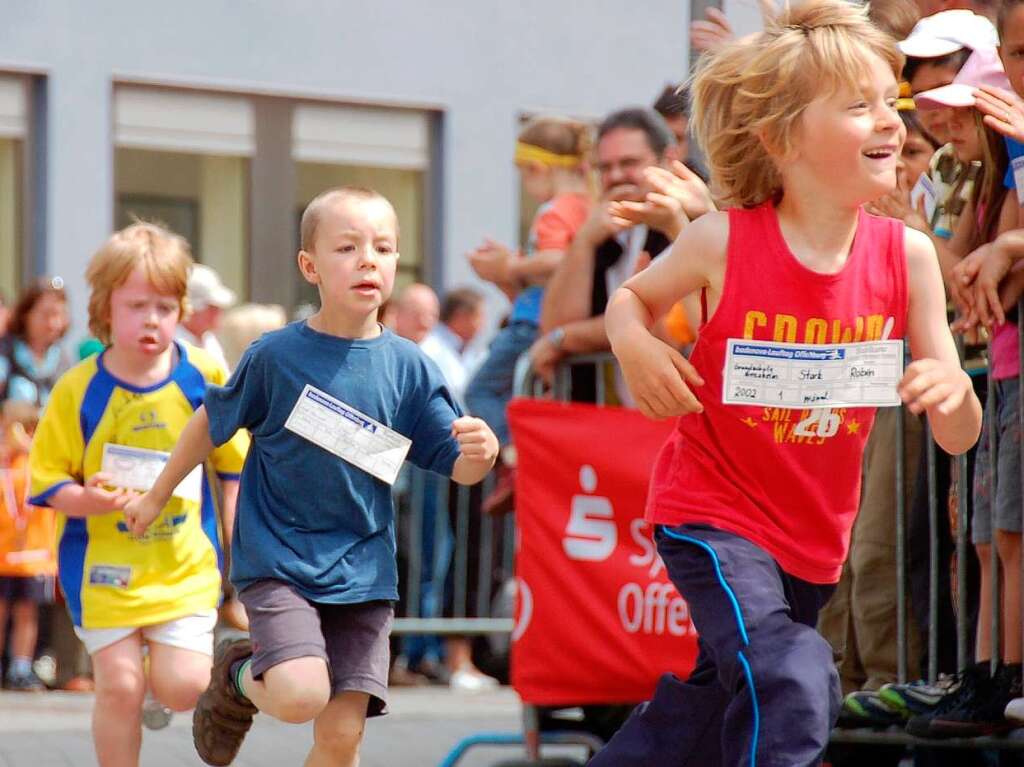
[926,662,1022,738]
[906,661,989,739]
[908,662,1022,739]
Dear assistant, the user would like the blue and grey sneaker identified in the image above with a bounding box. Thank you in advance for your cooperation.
[879,676,957,718]
[4,668,46,692]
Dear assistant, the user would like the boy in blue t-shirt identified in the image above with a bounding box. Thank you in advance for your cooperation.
[124,186,498,767]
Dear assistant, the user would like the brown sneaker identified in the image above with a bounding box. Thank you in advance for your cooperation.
[192,637,259,766]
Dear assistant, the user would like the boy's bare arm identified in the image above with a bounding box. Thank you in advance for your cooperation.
[124,406,216,534]
[902,229,982,455]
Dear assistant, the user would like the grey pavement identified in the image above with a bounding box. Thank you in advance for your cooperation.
[0,687,590,766]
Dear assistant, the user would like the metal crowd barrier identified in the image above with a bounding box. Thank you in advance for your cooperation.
[831,302,1024,753]
[392,352,620,639]
[392,468,516,637]
[429,352,623,767]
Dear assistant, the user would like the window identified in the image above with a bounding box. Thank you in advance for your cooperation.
[111,87,438,315]
[293,103,430,307]
[0,75,26,303]
[114,87,250,299]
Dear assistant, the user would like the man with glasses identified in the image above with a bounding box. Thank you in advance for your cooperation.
[535,107,709,401]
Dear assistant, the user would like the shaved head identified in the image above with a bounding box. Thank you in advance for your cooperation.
[300,186,398,252]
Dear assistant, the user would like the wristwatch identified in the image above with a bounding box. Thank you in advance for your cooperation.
[546,327,566,349]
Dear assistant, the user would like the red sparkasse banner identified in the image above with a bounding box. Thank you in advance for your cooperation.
[507,398,699,706]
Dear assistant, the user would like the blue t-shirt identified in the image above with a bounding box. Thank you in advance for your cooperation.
[1004,137,1024,189]
[204,321,463,604]
[509,286,543,325]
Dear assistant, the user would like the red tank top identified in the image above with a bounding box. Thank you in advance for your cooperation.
[647,203,908,584]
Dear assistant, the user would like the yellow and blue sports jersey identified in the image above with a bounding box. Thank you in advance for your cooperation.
[29,342,249,629]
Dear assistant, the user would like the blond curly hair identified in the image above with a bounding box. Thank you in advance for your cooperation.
[691,0,903,208]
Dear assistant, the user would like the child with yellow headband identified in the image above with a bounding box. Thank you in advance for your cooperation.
[465,116,591,507]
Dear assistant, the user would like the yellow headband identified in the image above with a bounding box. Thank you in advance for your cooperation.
[896,82,915,112]
[514,142,582,168]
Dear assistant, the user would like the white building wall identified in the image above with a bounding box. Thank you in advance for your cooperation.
[0,0,764,335]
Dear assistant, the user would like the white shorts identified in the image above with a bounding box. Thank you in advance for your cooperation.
[74,609,217,656]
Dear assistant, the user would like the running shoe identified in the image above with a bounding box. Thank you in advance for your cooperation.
[879,675,957,719]
[142,693,173,730]
[905,661,990,738]
[838,690,904,728]
[3,668,45,692]
[1005,696,1024,724]
[192,637,258,766]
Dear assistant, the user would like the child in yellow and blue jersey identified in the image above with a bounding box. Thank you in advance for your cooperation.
[29,223,248,767]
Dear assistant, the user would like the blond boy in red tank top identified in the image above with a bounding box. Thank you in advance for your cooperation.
[591,2,981,764]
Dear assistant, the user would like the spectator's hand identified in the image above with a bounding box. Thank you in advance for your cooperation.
[690,7,734,53]
[610,185,690,243]
[467,240,518,291]
[578,199,626,246]
[975,85,1024,143]
[609,200,687,242]
[124,489,164,536]
[866,183,930,233]
[971,243,1016,327]
[451,416,499,465]
[652,162,715,220]
[528,332,565,385]
[613,329,704,419]
[899,358,972,416]
[949,247,986,324]
[608,161,716,239]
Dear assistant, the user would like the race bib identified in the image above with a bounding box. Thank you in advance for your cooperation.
[1013,156,1024,207]
[910,173,937,222]
[723,339,904,409]
[284,384,411,485]
[101,444,202,503]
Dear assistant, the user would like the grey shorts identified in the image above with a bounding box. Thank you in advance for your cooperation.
[238,579,393,717]
[973,378,1024,544]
